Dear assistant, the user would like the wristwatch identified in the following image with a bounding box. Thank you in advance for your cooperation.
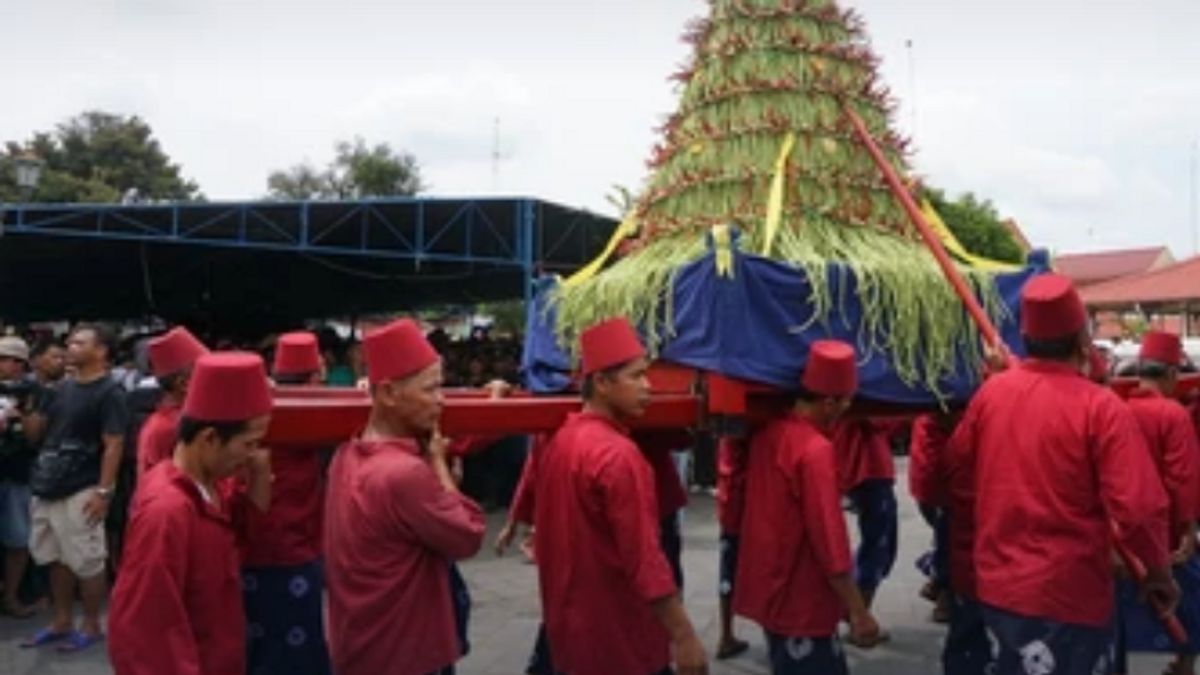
[95,487,115,500]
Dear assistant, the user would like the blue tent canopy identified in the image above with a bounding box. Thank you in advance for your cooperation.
[523,244,1050,405]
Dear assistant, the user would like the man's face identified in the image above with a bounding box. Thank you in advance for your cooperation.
[596,356,652,419]
[36,346,66,381]
[0,356,24,381]
[377,361,444,436]
[67,329,103,369]
[199,415,271,479]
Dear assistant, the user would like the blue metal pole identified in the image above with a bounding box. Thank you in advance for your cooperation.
[520,199,536,312]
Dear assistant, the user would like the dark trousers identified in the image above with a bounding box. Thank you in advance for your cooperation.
[242,560,332,675]
[942,594,993,675]
[980,603,1113,675]
[847,479,898,593]
[765,632,849,675]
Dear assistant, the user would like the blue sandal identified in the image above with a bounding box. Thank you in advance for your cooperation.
[20,628,71,648]
[56,631,105,653]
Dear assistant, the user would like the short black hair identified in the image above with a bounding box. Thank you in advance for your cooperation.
[274,371,316,386]
[73,322,120,363]
[178,416,251,444]
[1139,360,1174,380]
[1022,335,1079,360]
[156,372,185,394]
[581,363,626,400]
[30,339,64,359]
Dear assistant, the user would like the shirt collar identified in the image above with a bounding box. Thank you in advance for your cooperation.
[1020,358,1085,378]
[570,410,632,437]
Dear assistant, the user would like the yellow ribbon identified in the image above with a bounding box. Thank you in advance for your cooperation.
[563,213,639,288]
[920,199,1020,272]
[712,224,735,278]
[761,132,797,257]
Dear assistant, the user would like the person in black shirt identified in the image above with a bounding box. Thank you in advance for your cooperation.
[22,324,129,653]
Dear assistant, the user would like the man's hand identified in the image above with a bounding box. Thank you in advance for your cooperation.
[428,429,450,465]
[1173,528,1197,565]
[82,490,111,527]
[1141,565,1182,619]
[848,609,885,648]
[982,343,1011,374]
[673,632,708,675]
[483,379,512,400]
[495,519,518,556]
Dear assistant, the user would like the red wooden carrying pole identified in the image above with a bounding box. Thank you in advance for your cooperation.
[844,104,1188,646]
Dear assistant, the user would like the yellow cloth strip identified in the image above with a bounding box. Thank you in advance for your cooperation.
[920,199,1020,272]
[563,214,639,288]
[712,224,735,278]
[761,132,797,257]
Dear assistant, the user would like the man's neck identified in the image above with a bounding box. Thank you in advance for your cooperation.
[74,364,108,383]
[582,398,621,423]
[1139,378,1171,397]
[791,401,830,430]
[363,409,417,442]
[173,446,215,494]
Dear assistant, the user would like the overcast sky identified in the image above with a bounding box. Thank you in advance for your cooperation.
[4,0,1198,257]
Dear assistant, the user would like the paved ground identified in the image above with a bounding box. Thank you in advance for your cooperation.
[0,459,1173,674]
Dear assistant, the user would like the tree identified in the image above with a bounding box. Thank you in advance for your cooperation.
[266,137,424,200]
[925,188,1025,265]
[1,111,200,203]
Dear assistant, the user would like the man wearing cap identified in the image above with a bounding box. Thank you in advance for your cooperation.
[241,331,331,675]
[831,418,898,612]
[735,340,883,674]
[534,317,708,675]
[948,274,1176,674]
[136,327,209,478]
[714,436,750,660]
[108,352,274,674]
[1114,330,1200,675]
[324,318,486,675]
[0,336,43,618]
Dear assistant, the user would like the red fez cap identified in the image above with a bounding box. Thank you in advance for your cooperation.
[1021,274,1087,341]
[147,327,208,378]
[1140,331,1183,366]
[364,319,439,385]
[802,340,858,397]
[580,318,646,376]
[273,332,322,376]
[183,352,273,422]
[1087,347,1109,383]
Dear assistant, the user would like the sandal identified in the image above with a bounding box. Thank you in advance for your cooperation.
[20,627,71,648]
[56,630,105,653]
[3,601,37,619]
[716,639,750,660]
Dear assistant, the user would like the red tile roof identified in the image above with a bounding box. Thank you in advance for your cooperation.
[1055,246,1172,286]
[1079,255,1200,307]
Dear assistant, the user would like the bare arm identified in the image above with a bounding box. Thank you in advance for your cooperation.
[650,594,707,675]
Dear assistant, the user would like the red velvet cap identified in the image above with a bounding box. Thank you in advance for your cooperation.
[802,340,858,397]
[1141,331,1183,366]
[580,318,646,376]
[364,319,440,385]
[147,327,209,378]
[182,352,273,422]
[273,332,322,376]
[1020,274,1087,340]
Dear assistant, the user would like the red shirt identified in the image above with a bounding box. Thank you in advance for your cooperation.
[324,438,486,675]
[716,437,749,535]
[509,435,548,525]
[909,414,952,507]
[109,462,244,675]
[136,403,181,478]
[734,414,853,636]
[832,419,896,492]
[241,446,324,567]
[949,359,1169,627]
[534,412,678,675]
[1128,387,1200,542]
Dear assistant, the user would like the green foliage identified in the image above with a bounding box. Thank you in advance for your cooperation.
[1,111,200,203]
[267,137,424,200]
[926,188,1024,264]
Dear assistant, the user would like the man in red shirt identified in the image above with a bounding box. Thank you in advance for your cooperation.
[950,274,1177,675]
[908,412,955,623]
[324,319,485,675]
[735,340,882,674]
[715,436,750,660]
[241,332,331,675]
[831,417,897,612]
[109,352,274,674]
[136,327,208,478]
[534,317,708,675]
[1115,331,1200,675]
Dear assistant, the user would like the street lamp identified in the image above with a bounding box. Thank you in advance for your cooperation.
[13,153,44,201]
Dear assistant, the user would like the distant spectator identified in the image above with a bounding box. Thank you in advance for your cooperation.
[0,336,41,618]
[23,323,129,653]
[31,340,66,387]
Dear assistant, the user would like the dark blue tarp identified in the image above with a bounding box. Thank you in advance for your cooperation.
[523,243,1050,405]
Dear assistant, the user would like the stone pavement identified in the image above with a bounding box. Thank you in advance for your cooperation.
[0,459,1172,674]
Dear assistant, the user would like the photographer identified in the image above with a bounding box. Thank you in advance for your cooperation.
[0,336,44,618]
